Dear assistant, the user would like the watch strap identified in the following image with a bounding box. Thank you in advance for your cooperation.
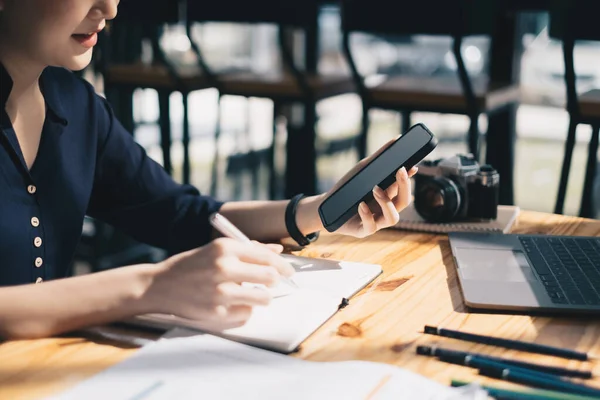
[285,193,319,246]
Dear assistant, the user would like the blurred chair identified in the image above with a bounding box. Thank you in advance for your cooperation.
[549,0,600,218]
[340,0,520,161]
[100,0,214,184]
[186,0,355,198]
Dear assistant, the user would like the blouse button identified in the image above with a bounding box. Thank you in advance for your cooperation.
[27,185,37,194]
[31,217,40,227]
[35,257,43,268]
[35,277,43,284]
[34,237,42,247]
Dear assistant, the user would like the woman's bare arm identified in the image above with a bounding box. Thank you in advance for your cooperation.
[0,238,295,340]
[0,264,156,339]
[218,195,325,242]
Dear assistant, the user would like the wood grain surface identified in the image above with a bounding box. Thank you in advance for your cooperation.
[2,210,600,399]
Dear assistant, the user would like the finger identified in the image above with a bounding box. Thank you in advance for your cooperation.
[217,282,272,307]
[393,168,412,211]
[222,305,253,325]
[385,181,399,199]
[251,240,284,254]
[396,166,408,182]
[373,185,400,228]
[264,243,284,254]
[202,318,249,330]
[358,201,377,236]
[385,167,408,199]
[221,261,280,287]
[226,241,295,277]
[213,304,253,323]
[180,309,252,331]
[385,167,416,199]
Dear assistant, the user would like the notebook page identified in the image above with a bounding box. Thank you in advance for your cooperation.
[49,334,485,400]
[281,254,382,298]
[242,255,381,299]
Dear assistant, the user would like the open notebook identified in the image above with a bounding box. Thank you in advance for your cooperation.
[125,254,381,353]
[393,204,520,234]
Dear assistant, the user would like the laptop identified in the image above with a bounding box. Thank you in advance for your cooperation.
[448,232,600,313]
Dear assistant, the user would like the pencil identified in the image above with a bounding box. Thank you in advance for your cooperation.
[424,325,590,361]
[451,379,600,400]
[471,357,600,397]
[417,345,593,379]
[438,352,575,382]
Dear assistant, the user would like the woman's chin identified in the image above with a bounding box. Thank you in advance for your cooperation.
[62,53,93,72]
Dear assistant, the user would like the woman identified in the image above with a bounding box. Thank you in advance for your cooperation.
[0,0,416,339]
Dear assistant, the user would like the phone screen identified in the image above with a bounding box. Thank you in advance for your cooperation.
[320,125,434,226]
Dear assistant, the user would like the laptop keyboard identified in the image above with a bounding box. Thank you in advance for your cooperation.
[519,236,600,306]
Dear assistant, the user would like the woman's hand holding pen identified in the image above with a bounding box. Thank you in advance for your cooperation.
[140,238,295,330]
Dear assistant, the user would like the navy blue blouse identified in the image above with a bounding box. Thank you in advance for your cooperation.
[0,63,223,286]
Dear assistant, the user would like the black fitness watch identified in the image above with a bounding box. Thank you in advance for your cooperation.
[285,193,320,246]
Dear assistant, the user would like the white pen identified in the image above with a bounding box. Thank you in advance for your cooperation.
[209,212,299,289]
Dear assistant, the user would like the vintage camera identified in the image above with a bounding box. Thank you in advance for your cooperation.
[413,154,500,223]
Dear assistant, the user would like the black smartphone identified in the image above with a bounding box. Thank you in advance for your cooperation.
[318,123,438,232]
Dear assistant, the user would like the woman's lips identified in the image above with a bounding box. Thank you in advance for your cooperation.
[71,32,98,49]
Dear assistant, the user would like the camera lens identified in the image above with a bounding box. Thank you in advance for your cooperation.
[414,177,462,222]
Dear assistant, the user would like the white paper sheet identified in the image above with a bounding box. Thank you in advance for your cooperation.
[49,334,487,400]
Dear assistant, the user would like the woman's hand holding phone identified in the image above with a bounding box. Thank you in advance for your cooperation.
[317,123,437,235]
[320,138,418,238]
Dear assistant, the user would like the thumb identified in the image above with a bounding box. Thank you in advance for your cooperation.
[251,240,284,254]
[264,243,284,254]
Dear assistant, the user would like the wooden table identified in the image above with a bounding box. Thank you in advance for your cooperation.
[3,210,600,399]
